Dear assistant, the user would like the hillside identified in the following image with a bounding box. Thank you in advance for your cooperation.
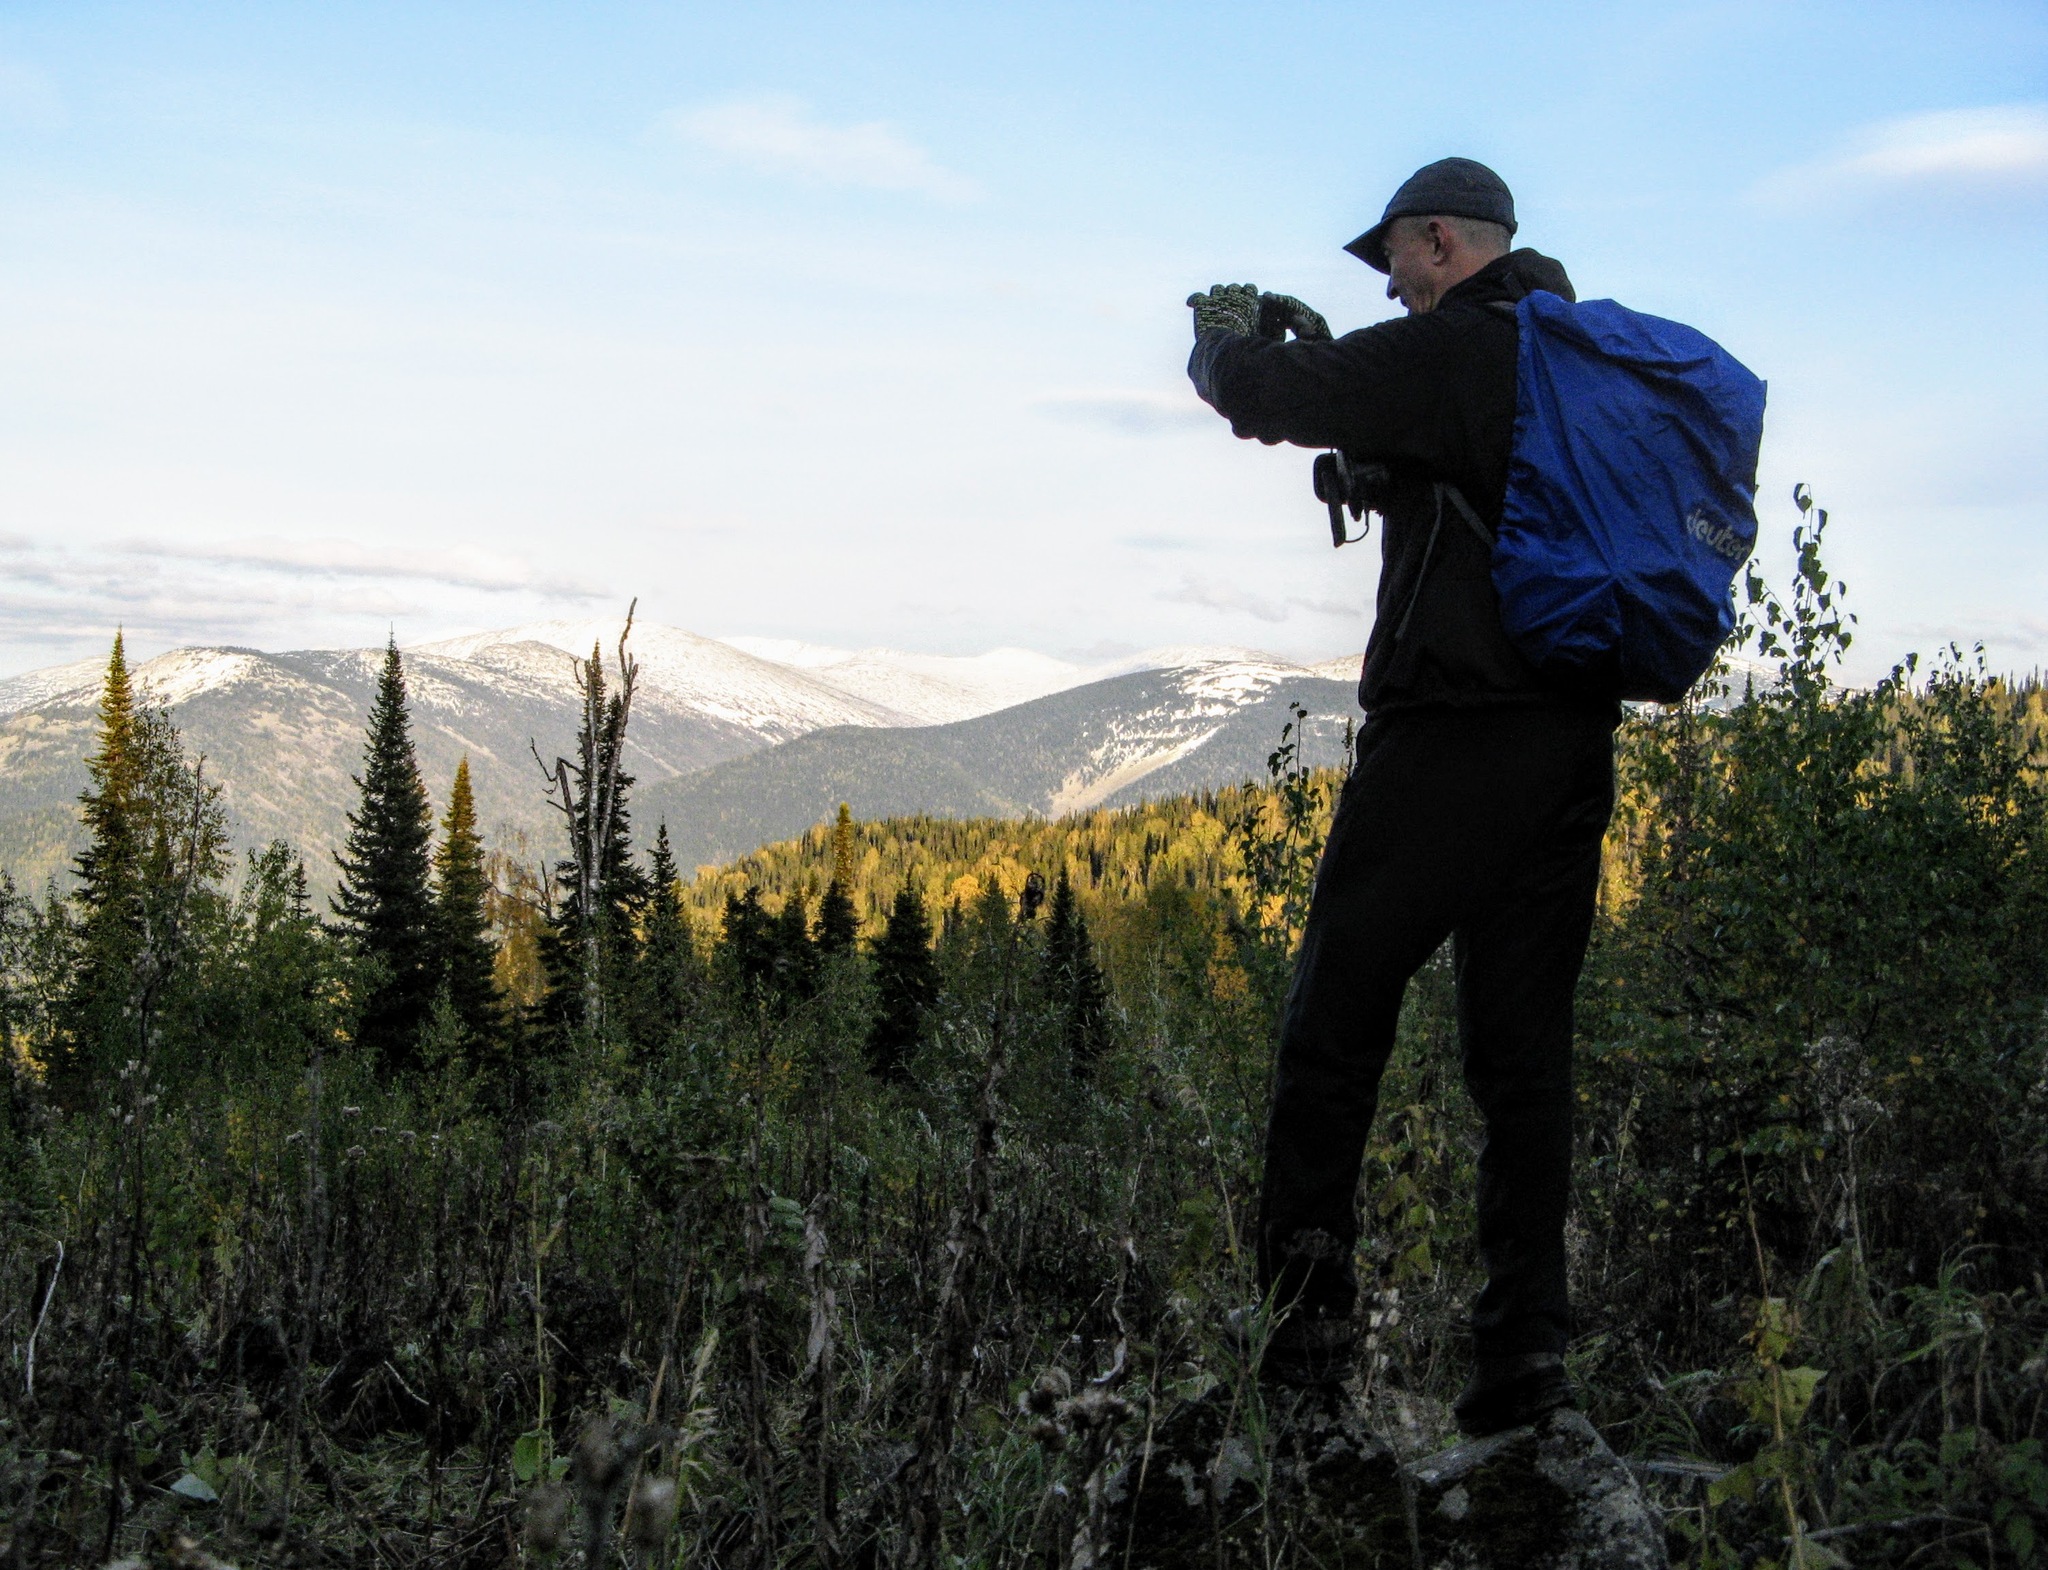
[639,660,1360,873]
[0,642,766,890]
[0,626,1362,890]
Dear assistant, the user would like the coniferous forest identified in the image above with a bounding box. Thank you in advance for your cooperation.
[3,502,2048,1567]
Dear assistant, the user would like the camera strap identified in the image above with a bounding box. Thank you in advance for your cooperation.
[1393,482,1495,644]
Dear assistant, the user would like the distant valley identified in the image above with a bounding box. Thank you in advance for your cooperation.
[0,622,1362,890]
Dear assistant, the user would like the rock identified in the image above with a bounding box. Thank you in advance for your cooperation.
[1096,1380,1409,1567]
[1404,1408,1668,1570]
[1097,1383,1666,1570]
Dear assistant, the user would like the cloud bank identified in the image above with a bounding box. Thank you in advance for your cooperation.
[116,536,611,599]
[1160,575,1353,625]
[0,534,614,665]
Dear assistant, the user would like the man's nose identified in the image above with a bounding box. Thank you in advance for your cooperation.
[1386,277,1400,301]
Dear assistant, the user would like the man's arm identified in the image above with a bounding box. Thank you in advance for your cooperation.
[1189,319,1430,452]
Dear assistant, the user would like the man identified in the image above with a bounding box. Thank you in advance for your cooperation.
[1187,158,1619,1436]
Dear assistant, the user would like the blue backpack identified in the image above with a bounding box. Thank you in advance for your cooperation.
[1438,291,1766,704]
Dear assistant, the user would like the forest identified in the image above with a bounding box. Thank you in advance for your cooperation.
[2,500,2046,1568]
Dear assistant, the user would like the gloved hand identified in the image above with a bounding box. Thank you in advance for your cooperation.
[1258,292,1332,342]
[1186,283,1262,339]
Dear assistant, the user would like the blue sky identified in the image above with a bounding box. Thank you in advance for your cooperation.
[0,1,2043,681]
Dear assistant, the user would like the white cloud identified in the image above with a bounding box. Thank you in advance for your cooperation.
[665,94,979,202]
[1031,390,1212,436]
[115,536,612,599]
[1758,104,2048,201]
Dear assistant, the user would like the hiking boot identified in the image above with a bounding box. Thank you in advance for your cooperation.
[1226,1306,1357,1387]
[1452,1351,1574,1437]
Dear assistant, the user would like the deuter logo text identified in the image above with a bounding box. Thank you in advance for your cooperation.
[1685,506,1748,562]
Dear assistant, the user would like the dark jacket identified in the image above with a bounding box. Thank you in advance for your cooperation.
[1189,249,1582,715]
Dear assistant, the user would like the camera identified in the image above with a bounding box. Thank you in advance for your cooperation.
[1312,452,1394,548]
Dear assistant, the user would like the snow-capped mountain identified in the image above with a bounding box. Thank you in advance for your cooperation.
[638,654,1362,873]
[415,621,910,736]
[0,625,1362,890]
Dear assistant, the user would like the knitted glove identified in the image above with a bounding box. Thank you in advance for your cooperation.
[1257,292,1332,342]
[1186,283,1262,339]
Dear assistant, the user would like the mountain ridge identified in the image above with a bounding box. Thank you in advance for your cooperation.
[0,623,1365,891]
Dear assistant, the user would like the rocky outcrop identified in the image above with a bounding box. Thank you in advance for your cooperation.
[1096,1383,1666,1570]
[1406,1408,1667,1569]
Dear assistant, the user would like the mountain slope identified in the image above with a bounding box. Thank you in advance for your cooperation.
[638,660,1360,873]
[0,642,767,889]
[0,626,1361,893]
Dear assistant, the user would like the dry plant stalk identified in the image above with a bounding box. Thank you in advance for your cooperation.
[803,1193,841,1568]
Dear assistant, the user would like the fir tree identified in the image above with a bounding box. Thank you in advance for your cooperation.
[223,842,337,1077]
[718,885,777,999]
[816,803,859,956]
[1042,866,1112,1072]
[331,639,438,1071]
[637,823,699,1034]
[867,881,938,1081]
[772,888,820,1000]
[433,757,500,1048]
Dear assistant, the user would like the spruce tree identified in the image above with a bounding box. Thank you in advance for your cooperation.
[867,881,938,1081]
[74,632,144,919]
[1042,866,1112,1072]
[816,803,859,956]
[332,639,438,1071]
[433,756,500,1047]
[637,823,698,1033]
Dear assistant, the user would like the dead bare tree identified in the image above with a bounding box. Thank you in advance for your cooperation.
[532,602,640,1034]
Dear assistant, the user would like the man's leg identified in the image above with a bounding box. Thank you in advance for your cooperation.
[1255,716,1467,1320]
[1452,709,1614,1369]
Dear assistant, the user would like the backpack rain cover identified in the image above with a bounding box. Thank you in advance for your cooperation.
[1495,290,1767,703]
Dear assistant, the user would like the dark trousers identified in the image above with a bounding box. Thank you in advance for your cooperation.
[1255,702,1616,1358]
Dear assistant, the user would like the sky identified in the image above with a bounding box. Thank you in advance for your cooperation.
[0,1,2043,683]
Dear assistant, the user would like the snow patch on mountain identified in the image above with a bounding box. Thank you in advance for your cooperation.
[414,620,910,736]
[136,649,292,708]
[1049,727,1223,816]
[0,659,104,714]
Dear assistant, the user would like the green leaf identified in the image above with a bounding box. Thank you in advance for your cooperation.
[1778,1366,1826,1428]
[169,1471,219,1503]
[511,1429,545,1484]
[1708,1460,1758,1506]
[2002,1514,2035,1561]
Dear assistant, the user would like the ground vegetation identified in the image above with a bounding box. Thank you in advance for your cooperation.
[0,496,2044,1568]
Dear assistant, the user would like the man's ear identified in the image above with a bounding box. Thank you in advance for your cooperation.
[1425,217,1455,265]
